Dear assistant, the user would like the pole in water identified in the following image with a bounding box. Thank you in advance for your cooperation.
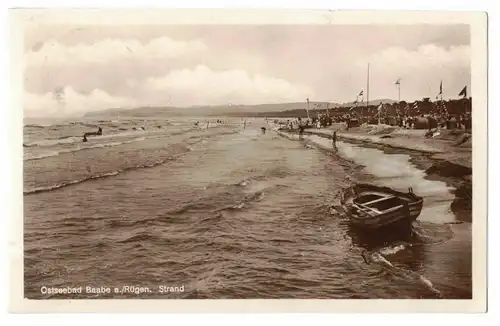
[206,121,209,129]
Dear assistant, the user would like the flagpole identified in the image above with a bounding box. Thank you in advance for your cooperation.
[441,80,443,105]
[398,80,401,102]
[306,98,310,119]
[366,63,370,112]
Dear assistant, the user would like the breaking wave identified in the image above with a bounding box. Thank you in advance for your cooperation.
[23,129,166,148]
[363,248,443,298]
[24,137,147,161]
[24,150,189,195]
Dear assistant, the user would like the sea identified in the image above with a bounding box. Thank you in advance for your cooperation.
[23,115,472,299]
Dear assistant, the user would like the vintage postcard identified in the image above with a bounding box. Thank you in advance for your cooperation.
[9,9,487,313]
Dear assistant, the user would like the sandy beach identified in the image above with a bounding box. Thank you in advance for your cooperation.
[304,123,472,167]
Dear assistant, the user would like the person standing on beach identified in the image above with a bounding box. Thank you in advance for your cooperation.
[298,117,305,139]
[332,131,337,149]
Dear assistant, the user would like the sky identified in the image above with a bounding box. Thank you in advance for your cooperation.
[23,24,470,118]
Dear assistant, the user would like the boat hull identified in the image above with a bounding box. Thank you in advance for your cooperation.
[341,183,423,231]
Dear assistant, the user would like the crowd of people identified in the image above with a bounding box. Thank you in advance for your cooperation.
[275,98,472,132]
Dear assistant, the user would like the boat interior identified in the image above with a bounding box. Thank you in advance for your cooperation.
[352,193,407,214]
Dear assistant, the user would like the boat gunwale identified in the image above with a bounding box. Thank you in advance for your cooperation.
[341,183,424,227]
[342,183,423,205]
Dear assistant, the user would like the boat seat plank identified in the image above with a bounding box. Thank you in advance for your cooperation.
[353,204,381,215]
[358,195,397,207]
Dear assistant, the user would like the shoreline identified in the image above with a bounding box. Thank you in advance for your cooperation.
[304,124,472,172]
[273,125,472,223]
[304,124,472,168]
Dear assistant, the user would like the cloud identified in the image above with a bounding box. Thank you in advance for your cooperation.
[350,44,470,101]
[24,87,136,118]
[142,65,313,106]
[25,36,208,67]
[364,44,470,72]
[22,27,471,117]
[23,66,312,117]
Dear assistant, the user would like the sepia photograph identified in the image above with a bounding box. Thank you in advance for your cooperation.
[9,9,487,312]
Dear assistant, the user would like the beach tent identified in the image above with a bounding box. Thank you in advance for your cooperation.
[347,118,360,128]
[414,116,438,130]
[446,116,458,129]
[384,117,398,126]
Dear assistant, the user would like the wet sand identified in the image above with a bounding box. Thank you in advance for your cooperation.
[281,124,472,223]
[304,124,472,168]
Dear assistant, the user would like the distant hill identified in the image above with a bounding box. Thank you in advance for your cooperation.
[339,98,398,107]
[84,102,334,118]
[84,99,397,118]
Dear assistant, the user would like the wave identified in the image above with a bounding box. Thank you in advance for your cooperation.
[378,243,410,256]
[213,202,246,213]
[246,190,265,202]
[107,216,168,228]
[23,128,162,147]
[24,124,50,128]
[24,137,147,161]
[24,121,98,130]
[362,247,443,298]
[24,149,190,195]
[24,171,121,195]
[212,189,267,216]
[167,202,217,216]
[117,232,158,244]
[24,136,82,147]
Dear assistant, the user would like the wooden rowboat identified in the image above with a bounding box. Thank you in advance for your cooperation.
[340,183,423,230]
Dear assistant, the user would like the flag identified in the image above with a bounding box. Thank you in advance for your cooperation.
[52,86,65,101]
[377,103,383,113]
[305,98,310,118]
[459,86,467,98]
[412,102,419,113]
[438,81,443,95]
[358,90,363,96]
[395,78,401,85]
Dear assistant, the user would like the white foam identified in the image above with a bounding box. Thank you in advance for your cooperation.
[378,244,408,256]
[419,275,442,297]
[370,252,394,268]
[306,134,452,193]
[24,128,172,148]
[24,136,148,161]
[304,134,456,223]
